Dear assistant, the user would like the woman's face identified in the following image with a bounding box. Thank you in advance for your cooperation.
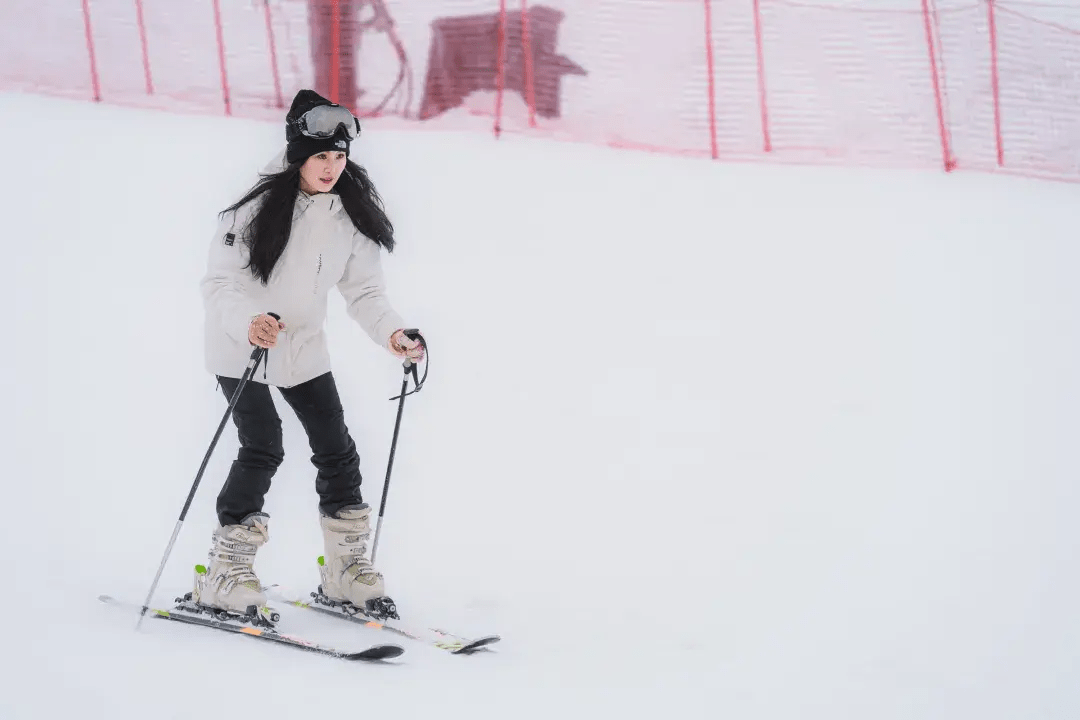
[299,151,348,194]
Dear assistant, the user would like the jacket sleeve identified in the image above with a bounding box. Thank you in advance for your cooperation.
[200,211,262,344]
[337,235,406,348]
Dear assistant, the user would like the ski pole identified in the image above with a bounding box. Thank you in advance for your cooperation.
[370,330,426,565]
[136,312,279,630]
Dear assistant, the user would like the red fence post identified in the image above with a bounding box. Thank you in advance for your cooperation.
[521,0,537,128]
[921,0,954,170]
[81,0,102,102]
[263,0,284,108]
[211,0,232,115]
[986,0,1004,166]
[330,0,340,104]
[752,0,772,153]
[495,0,508,137]
[134,0,154,95]
[703,0,719,159]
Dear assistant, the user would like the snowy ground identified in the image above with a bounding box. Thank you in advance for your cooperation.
[0,91,1078,719]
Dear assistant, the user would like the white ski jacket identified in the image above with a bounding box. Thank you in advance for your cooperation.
[201,155,405,388]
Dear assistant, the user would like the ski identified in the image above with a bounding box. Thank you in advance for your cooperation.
[99,594,404,662]
[266,585,501,655]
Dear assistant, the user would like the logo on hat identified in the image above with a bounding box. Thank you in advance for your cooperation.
[335,139,346,148]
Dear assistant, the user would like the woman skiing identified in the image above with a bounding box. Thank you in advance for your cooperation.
[194,89,423,617]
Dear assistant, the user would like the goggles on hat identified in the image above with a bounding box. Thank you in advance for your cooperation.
[292,104,361,140]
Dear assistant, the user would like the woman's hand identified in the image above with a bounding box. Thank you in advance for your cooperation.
[249,314,286,348]
[389,329,425,362]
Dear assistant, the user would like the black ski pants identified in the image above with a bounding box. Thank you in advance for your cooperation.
[215,371,364,527]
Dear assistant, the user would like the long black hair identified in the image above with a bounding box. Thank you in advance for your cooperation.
[222,158,395,284]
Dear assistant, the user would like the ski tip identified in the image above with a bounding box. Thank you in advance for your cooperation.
[347,644,405,661]
[452,635,502,654]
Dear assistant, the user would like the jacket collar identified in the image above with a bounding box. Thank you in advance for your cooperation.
[296,190,347,217]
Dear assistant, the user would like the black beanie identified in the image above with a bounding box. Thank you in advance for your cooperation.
[285,89,353,164]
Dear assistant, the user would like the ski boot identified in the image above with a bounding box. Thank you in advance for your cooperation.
[315,504,398,620]
[185,512,278,627]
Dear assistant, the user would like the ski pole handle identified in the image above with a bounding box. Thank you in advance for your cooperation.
[399,329,424,373]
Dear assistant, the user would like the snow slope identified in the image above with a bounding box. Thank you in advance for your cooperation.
[1,91,1078,719]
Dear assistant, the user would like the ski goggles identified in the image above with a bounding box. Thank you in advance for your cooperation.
[292,104,361,140]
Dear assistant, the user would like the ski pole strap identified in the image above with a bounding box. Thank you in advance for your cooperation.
[389,330,427,401]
